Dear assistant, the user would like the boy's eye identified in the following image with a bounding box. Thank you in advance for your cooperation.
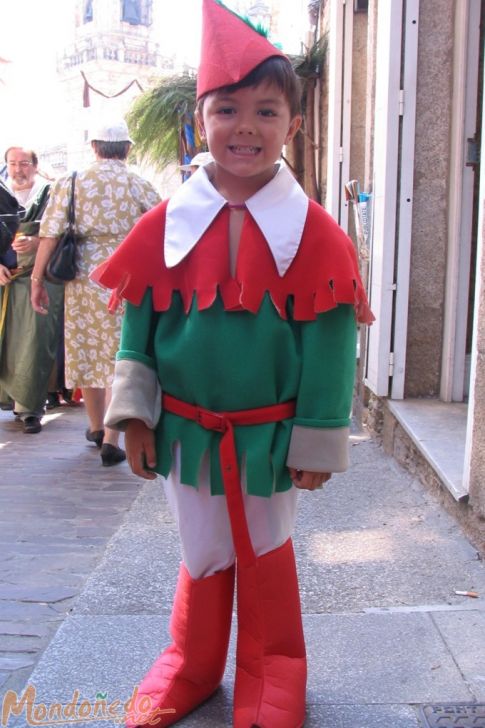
[217,107,235,115]
[258,109,277,117]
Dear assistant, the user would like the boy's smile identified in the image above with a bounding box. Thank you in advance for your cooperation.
[198,81,301,199]
[228,145,261,156]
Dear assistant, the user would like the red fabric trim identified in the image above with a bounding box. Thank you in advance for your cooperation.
[197,0,287,99]
[90,199,375,324]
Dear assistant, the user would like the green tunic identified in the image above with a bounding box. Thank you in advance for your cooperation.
[119,289,356,497]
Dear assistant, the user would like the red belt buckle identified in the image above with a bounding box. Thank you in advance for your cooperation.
[196,407,227,433]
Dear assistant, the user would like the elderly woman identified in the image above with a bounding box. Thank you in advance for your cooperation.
[31,119,160,466]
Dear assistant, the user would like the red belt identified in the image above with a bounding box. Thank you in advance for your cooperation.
[162,393,296,566]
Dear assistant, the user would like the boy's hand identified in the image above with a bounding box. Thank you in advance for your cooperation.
[125,419,157,480]
[288,468,332,491]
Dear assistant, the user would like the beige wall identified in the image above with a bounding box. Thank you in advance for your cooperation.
[349,12,368,196]
[319,2,330,206]
[363,0,377,193]
[345,10,368,246]
[404,0,454,397]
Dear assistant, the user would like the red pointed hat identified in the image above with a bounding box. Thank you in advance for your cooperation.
[197,0,287,99]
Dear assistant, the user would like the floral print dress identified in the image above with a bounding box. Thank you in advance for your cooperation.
[39,159,160,389]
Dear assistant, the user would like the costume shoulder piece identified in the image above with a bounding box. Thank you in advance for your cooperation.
[286,201,374,323]
[91,197,373,324]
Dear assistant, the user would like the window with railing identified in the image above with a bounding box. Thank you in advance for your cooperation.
[103,47,119,61]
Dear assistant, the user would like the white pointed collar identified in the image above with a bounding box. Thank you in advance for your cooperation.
[164,162,309,276]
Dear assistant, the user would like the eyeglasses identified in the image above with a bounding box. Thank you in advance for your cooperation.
[7,161,33,168]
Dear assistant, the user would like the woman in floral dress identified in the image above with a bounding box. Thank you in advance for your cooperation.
[31,120,160,465]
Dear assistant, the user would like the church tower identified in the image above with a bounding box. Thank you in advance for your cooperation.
[56,0,174,170]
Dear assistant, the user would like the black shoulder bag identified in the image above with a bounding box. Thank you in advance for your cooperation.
[46,171,79,283]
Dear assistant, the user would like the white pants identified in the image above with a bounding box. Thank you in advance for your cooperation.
[162,452,298,579]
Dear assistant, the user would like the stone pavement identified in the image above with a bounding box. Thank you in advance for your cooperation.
[1,405,485,728]
[0,405,139,702]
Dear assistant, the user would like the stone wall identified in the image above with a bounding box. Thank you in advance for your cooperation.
[404,0,454,397]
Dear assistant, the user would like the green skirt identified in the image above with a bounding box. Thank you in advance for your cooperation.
[0,273,64,412]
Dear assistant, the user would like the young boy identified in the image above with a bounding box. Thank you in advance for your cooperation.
[93,2,373,726]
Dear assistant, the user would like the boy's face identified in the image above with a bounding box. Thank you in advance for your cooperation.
[197,81,301,189]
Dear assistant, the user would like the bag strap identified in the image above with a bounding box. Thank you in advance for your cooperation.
[67,171,77,227]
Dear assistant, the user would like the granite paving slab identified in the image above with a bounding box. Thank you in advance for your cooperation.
[4,610,477,712]
[0,407,142,701]
[5,699,425,728]
[431,610,485,701]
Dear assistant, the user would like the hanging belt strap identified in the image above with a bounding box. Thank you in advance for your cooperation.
[162,393,296,567]
[0,267,32,337]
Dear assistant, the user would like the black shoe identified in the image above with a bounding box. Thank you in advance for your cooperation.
[23,416,42,434]
[61,388,80,406]
[46,392,61,410]
[100,444,126,467]
[86,428,104,448]
[0,401,14,411]
[62,388,74,402]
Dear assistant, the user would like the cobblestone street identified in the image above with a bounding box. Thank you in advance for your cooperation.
[0,405,140,699]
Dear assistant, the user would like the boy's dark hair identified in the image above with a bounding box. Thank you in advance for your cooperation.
[92,140,131,160]
[198,56,302,118]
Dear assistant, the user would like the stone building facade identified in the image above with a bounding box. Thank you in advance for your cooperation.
[41,0,181,195]
[317,0,484,547]
[39,0,308,195]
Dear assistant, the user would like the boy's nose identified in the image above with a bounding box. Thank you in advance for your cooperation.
[235,115,256,134]
[236,124,255,135]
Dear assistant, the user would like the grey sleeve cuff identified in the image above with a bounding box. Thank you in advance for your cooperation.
[286,425,350,473]
[104,359,161,431]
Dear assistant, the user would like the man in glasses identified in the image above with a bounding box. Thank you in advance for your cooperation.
[0,147,63,433]
[5,149,38,203]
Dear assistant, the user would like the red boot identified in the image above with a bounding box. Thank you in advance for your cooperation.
[126,563,235,727]
[234,539,307,728]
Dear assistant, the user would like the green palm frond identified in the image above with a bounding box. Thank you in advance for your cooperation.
[289,35,327,80]
[127,74,197,170]
[214,0,269,38]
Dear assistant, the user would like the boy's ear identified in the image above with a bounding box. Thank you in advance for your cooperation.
[285,115,302,144]
[195,109,206,140]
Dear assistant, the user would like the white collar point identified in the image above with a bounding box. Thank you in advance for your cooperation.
[165,164,309,273]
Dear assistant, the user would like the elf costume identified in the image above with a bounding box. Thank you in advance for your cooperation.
[92,2,373,726]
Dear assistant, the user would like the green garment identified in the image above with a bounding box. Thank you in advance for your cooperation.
[0,182,64,412]
[118,290,357,497]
